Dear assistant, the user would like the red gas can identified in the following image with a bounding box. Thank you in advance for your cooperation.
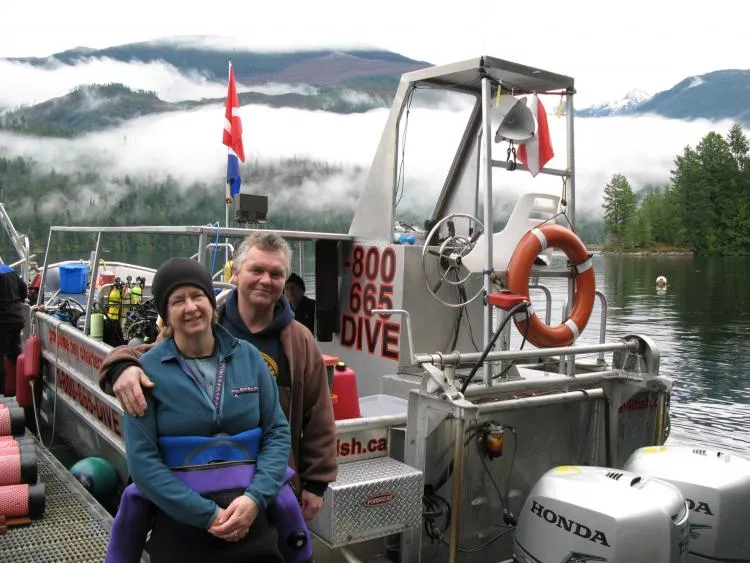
[330,362,361,420]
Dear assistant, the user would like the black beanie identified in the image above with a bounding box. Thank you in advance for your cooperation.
[151,257,216,322]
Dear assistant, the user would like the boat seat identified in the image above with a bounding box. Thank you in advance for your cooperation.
[461,192,560,276]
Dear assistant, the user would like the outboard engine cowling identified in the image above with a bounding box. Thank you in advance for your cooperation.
[624,445,750,562]
[514,465,690,562]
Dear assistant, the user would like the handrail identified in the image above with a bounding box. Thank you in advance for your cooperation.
[414,339,638,367]
[560,289,609,365]
[529,283,552,325]
[48,224,354,241]
[373,309,415,364]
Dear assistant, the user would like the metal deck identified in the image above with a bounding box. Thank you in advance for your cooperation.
[0,400,147,562]
[1,438,113,562]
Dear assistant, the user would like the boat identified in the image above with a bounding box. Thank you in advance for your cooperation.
[11,56,750,562]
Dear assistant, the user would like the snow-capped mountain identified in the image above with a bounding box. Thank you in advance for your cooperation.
[578,69,750,125]
[578,89,652,117]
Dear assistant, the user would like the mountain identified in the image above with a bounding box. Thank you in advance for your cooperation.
[579,69,750,125]
[0,40,432,137]
[577,89,651,117]
[0,84,177,137]
[0,81,397,137]
[7,39,430,86]
[636,70,750,123]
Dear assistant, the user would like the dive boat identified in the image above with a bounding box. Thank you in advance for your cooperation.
[11,56,750,562]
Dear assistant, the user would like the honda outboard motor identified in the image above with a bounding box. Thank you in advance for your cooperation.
[624,445,750,562]
[514,465,690,562]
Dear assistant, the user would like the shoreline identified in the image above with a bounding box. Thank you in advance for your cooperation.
[601,250,694,256]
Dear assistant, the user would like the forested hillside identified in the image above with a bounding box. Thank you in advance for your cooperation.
[0,156,355,257]
[602,123,750,254]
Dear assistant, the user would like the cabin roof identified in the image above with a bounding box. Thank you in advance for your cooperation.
[402,56,574,95]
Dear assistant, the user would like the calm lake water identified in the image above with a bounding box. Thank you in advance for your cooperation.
[523,252,750,455]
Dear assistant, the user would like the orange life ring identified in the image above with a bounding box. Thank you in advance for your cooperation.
[506,224,595,348]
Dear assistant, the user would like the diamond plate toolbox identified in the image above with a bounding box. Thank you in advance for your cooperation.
[308,456,424,547]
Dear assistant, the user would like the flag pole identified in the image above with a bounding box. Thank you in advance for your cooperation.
[225,58,232,269]
[223,55,245,276]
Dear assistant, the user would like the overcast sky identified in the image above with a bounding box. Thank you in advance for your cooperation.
[2,0,748,105]
[0,0,746,219]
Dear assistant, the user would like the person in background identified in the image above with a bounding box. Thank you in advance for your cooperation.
[27,272,41,305]
[120,257,290,561]
[284,273,315,335]
[0,264,27,395]
[99,233,337,522]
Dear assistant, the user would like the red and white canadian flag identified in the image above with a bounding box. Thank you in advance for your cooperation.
[518,94,554,177]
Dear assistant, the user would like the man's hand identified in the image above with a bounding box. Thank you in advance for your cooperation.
[208,495,259,542]
[112,366,154,417]
[301,490,324,522]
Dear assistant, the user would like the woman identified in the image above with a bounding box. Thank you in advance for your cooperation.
[123,257,291,562]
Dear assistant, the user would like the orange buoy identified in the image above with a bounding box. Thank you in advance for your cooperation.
[23,334,42,379]
[15,353,33,409]
[507,224,596,348]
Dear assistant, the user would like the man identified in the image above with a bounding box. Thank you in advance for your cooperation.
[284,273,316,334]
[0,264,27,395]
[99,232,337,521]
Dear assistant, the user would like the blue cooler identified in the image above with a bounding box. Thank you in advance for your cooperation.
[59,264,89,293]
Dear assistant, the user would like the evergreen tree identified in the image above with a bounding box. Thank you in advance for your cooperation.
[602,173,636,243]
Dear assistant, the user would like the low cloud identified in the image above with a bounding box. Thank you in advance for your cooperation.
[0,78,745,224]
[0,57,315,111]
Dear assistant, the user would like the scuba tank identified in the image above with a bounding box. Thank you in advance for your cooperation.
[130,279,143,305]
[107,279,123,321]
[130,277,143,305]
[223,259,234,282]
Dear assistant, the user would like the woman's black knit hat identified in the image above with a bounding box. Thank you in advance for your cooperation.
[151,257,216,322]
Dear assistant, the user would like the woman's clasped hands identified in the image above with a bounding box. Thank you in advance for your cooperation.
[208,495,260,542]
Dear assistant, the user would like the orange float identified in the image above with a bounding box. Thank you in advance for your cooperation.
[506,223,595,348]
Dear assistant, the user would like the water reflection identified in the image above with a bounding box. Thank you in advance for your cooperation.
[504,253,748,453]
[580,254,748,453]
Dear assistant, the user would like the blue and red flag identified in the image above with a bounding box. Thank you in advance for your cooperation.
[223,61,245,201]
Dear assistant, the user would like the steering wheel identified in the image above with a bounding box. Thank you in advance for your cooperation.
[421,213,485,308]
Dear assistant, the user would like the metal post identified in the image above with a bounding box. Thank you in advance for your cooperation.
[567,77,577,376]
[401,394,431,562]
[225,204,230,265]
[655,392,667,445]
[38,229,54,306]
[566,89,576,228]
[596,290,608,364]
[21,235,30,285]
[197,232,207,266]
[564,299,574,376]
[480,78,494,386]
[84,233,103,335]
[448,417,467,563]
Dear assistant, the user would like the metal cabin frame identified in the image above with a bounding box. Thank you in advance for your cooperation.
[349,57,577,386]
